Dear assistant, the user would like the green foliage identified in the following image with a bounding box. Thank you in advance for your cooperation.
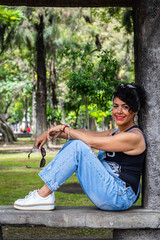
[0,6,25,54]
[93,7,134,34]
[0,50,33,118]
[66,44,119,109]
[61,41,120,128]
[65,111,77,125]
[95,49,119,106]
[88,102,112,123]
[8,102,24,124]
[0,6,25,23]
[0,6,134,129]
[14,102,24,122]
[47,105,62,124]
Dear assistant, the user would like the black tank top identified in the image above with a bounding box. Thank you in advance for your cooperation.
[105,125,146,194]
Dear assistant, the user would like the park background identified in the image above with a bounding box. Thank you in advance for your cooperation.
[0,6,139,239]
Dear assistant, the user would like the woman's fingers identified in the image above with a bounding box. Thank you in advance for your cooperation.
[35,126,63,147]
[35,131,48,149]
[47,129,62,141]
[47,129,56,141]
[39,140,46,149]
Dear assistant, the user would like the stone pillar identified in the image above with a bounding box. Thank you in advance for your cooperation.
[135,0,160,209]
[113,1,160,239]
[113,229,160,240]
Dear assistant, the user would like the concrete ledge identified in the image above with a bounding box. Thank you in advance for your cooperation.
[15,133,32,138]
[0,206,160,229]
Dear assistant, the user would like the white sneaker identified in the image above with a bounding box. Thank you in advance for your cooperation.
[14,190,56,211]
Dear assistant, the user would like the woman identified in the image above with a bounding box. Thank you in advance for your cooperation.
[14,84,146,211]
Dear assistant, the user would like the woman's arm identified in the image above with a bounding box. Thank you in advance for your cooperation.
[47,125,113,140]
[36,124,145,155]
[64,127,146,155]
[35,124,112,149]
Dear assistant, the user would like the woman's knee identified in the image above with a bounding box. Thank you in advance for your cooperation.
[70,139,90,149]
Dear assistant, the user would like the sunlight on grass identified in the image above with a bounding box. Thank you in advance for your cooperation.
[0,152,56,171]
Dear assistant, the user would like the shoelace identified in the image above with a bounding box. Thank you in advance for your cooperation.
[24,190,38,199]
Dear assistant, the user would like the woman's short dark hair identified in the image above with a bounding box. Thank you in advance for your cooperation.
[113,84,146,113]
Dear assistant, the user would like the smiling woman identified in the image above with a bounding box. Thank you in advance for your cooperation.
[112,98,137,128]
[14,84,146,212]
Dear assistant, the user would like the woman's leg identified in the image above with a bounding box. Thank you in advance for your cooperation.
[38,184,52,197]
[38,140,74,197]
[39,140,134,210]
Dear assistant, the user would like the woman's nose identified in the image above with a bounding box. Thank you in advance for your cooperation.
[117,106,122,113]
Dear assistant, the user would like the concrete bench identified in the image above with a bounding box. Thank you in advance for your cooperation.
[14,133,32,138]
[0,205,160,240]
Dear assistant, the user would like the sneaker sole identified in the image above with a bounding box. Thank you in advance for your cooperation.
[14,203,56,211]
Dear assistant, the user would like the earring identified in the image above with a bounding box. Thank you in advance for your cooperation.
[134,114,138,124]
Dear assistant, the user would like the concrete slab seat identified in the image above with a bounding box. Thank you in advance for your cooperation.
[0,205,160,228]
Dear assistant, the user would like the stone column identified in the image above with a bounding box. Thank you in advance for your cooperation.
[113,229,160,240]
[135,0,160,210]
[113,1,160,239]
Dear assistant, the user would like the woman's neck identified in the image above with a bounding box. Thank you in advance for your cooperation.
[117,122,136,134]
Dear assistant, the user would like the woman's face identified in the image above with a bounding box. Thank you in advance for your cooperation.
[112,97,136,127]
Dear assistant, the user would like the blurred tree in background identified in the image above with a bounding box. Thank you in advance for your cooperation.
[0,6,134,143]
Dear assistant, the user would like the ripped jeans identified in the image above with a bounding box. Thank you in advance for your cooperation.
[39,140,139,211]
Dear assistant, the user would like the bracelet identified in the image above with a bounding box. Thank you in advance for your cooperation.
[62,125,69,133]
[68,127,71,140]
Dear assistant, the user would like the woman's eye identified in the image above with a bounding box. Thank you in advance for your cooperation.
[123,106,129,110]
[113,105,118,108]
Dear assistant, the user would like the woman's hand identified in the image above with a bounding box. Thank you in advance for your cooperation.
[47,125,63,141]
[35,131,48,149]
[34,125,68,149]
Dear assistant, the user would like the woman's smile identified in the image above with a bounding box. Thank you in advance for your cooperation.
[116,116,125,120]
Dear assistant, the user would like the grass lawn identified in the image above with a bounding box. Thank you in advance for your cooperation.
[0,149,93,206]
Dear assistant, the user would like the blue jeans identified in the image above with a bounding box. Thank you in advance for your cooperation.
[39,140,139,211]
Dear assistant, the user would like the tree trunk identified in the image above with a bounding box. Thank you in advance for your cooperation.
[51,59,58,109]
[84,16,102,52]
[84,95,89,130]
[59,98,66,124]
[31,73,37,138]
[74,105,80,128]
[89,117,97,131]
[24,97,28,129]
[0,117,16,144]
[35,13,47,137]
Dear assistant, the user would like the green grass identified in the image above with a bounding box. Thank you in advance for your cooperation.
[0,147,93,206]
[2,226,112,239]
